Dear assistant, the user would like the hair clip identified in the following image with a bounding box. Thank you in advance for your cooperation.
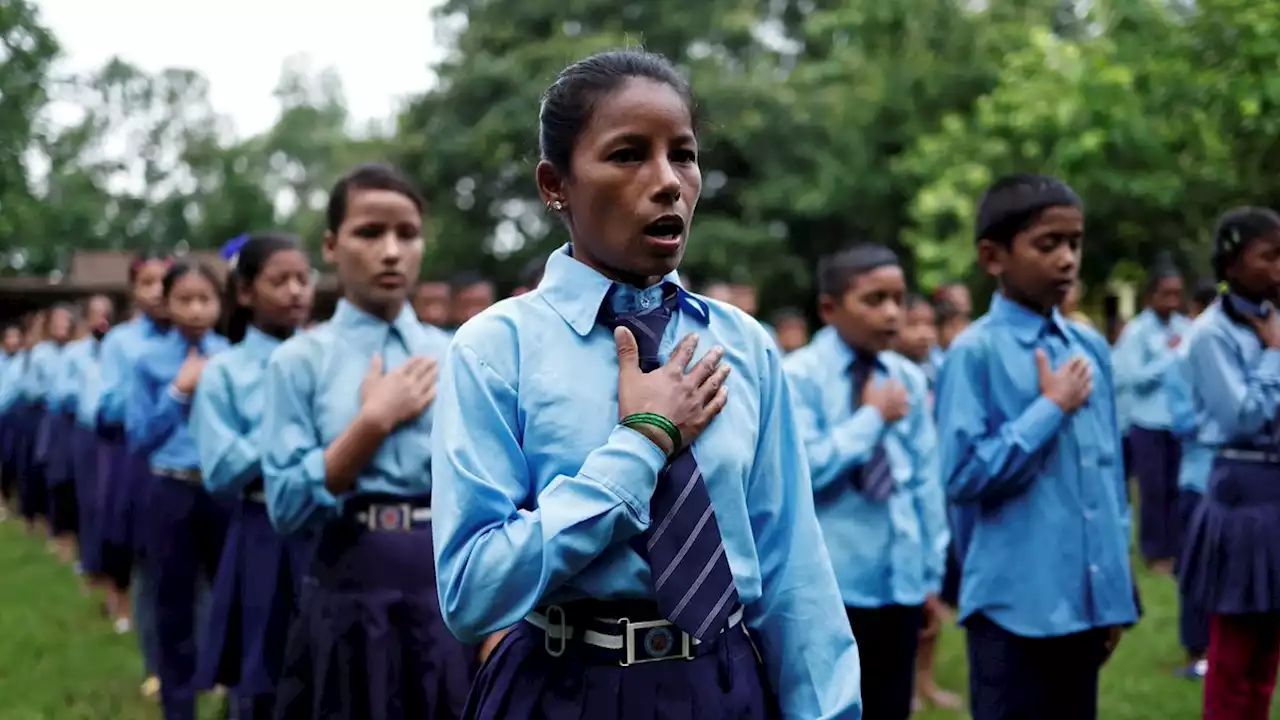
[220,233,250,270]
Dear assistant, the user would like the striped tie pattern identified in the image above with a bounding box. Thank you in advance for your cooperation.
[601,289,740,640]
[851,355,895,501]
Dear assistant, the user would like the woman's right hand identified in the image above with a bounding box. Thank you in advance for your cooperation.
[615,329,730,456]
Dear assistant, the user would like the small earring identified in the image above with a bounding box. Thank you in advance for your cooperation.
[550,200,564,212]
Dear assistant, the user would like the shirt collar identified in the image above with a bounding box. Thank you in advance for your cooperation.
[990,292,1070,345]
[538,243,710,336]
[241,325,284,359]
[330,298,421,339]
[814,324,886,373]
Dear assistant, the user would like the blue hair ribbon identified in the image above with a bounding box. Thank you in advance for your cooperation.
[220,233,250,261]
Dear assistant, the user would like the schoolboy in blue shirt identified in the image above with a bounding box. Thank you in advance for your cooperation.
[935,174,1138,720]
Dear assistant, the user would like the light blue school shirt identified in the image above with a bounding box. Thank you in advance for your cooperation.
[0,352,25,412]
[73,338,105,429]
[192,327,283,500]
[936,292,1137,638]
[784,326,949,608]
[126,330,229,470]
[1113,308,1194,433]
[53,338,94,417]
[21,340,60,405]
[261,301,452,535]
[1174,319,1212,494]
[0,354,10,411]
[98,317,169,430]
[431,245,861,720]
[1186,298,1280,450]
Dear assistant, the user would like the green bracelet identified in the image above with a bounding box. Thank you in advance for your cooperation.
[620,412,682,455]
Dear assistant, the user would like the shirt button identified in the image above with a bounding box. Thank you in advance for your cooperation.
[1089,564,1100,574]
[639,295,652,308]
[1083,509,1095,521]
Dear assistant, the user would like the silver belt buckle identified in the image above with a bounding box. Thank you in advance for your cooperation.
[368,503,414,531]
[544,605,567,658]
[619,618,692,666]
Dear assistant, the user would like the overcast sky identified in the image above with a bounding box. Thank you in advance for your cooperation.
[37,0,445,138]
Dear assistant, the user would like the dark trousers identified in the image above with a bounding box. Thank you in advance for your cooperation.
[1130,427,1182,562]
[146,476,228,720]
[845,604,923,720]
[966,613,1109,720]
[1177,489,1210,657]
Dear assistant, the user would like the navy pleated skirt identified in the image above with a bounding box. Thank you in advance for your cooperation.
[465,618,778,720]
[18,405,47,521]
[0,412,16,500]
[95,432,144,588]
[199,498,312,696]
[1180,456,1280,615]
[72,424,104,575]
[273,501,475,720]
[46,412,79,536]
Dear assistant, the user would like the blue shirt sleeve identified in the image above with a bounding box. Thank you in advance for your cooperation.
[125,355,190,458]
[1112,319,1176,395]
[906,373,949,591]
[936,337,1068,504]
[192,360,260,499]
[260,344,342,535]
[1189,327,1280,439]
[430,338,668,644]
[784,356,886,493]
[740,346,863,718]
[97,330,131,427]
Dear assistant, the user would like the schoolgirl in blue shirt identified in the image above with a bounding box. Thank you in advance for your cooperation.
[64,296,115,585]
[96,251,172,647]
[192,233,314,720]
[127,261,230,720]
[23,305,72,536]
[1113,259,1192,574]
[936,174,1137,720]
[1180,208,1280,718]
[785,245,949,720]
[262,164,474,720]
[1171,319,1212,680]
[431,50,860,720]
[0,322,25,512]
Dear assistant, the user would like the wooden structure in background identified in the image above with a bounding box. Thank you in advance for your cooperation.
[0,250,340,323]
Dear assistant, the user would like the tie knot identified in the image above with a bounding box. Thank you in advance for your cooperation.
[600,288,679,368]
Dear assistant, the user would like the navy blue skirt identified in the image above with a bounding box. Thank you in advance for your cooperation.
[0,413,16,500]
[46,412,79,536]
[199,499,312,696]
[73,425,104,574]
[273,508,475,720]
[465,620,778,720]
[1180,457,1280,615]
[17,405,47,520]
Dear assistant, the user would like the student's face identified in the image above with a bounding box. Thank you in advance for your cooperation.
[26,312,46,345]
[730,284,758,316]
[1228,233,1280,303]
[938,285,972,317]
[2,328,20,354]
[820,265,906,354]
[979,205,1083,314]
[1149,276,1184,318]
[133,260,169,318]
[1061,281,1082,314]
[324,188,424,317]
[938,316,970,350]
[85,296,114,337]
[412,282,451,326]
[241,249,312,333]
[896,303,937,362]
[167,273,221,339]
[451,282,495,326]
[47,308,72,343]
[536,77,700,288]
[776,317,809,354]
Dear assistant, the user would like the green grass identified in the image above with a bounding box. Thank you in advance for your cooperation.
[0,518,1270,719]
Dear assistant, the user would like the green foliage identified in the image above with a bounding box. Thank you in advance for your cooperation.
[5,0,1280,309]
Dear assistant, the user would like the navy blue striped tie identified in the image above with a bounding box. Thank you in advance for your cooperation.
[851,355,894,502]
[602,289,740,641]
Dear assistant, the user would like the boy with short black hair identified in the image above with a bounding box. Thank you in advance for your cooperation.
[935,174,1138,720]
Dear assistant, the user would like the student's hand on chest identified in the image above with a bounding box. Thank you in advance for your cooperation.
[358,353,439,433]
[861,376,909,424]
[1035,348,1093,413]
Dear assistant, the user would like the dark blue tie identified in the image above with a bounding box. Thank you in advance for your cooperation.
[851,355,894,502]
[601,288,740,641]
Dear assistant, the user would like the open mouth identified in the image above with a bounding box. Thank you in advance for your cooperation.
[642,214,685,242]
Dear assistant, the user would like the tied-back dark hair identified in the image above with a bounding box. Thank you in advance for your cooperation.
[129,248,173,284]
[1211,207,1280,281]
[162,261,221,298]
[539,49,696,175]
[221,233,305,344]
[326,164,425,233]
